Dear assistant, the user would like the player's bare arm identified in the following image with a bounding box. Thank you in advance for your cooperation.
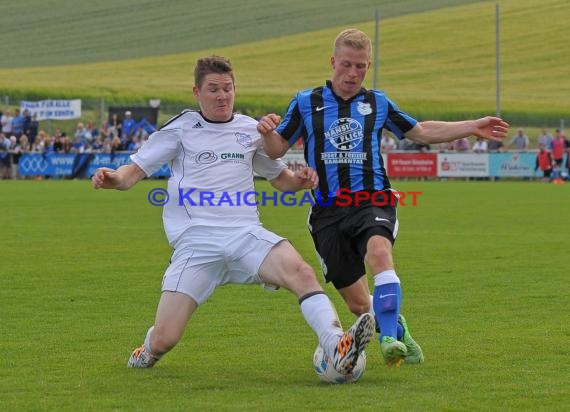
[256,113,290,159]
[269,167,318,192]
[92,163,146,190]
[406,116,509,145]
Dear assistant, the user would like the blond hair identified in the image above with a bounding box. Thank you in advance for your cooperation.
[333,29,372,55]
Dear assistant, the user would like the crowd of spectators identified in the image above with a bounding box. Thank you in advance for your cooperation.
[379,127,569,156]
[0,109,157,179]
[0,110,568,180]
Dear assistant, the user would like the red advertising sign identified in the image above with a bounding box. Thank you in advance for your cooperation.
[387,153,438,177]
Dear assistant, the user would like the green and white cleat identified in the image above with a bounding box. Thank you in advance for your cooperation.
[398,314,424,364]
[380,336,407,367]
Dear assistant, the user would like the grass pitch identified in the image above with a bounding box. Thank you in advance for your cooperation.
[1,179,568,411]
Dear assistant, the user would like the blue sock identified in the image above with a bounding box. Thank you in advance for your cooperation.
[373,282,401,342]
[397,322,404,340]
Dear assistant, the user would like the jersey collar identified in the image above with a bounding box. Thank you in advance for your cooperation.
[199,111,235,124]
[325,80,367,103]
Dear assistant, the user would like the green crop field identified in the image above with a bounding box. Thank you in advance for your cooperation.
[1,179,568,411]
[0,0,568,122]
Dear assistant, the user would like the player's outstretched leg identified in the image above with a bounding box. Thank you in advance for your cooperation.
[332,313,375,374]
[127,326,160,368]
[398,314,424,364]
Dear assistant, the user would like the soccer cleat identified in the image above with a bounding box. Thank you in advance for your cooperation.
[398,314,424,364]
[127,344,159,368]
[380,336,407,367]
[332,313,375,374]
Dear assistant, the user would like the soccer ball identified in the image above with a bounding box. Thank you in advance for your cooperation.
[312,345,366,384]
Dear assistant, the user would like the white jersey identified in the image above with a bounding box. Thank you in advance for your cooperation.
[131,110,286,247]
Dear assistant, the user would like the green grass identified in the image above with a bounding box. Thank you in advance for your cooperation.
[0,0,569,122]
[1,179,568,411]
[1,0,482,68]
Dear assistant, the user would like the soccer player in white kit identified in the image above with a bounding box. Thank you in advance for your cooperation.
[91,56,374,375]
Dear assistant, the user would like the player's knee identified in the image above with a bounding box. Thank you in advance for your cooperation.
[286,260,319,290]
[365,244,392,268]
[346,299,370,316]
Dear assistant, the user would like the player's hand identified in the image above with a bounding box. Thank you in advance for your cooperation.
[257,114,282,136]
[294,166,318,190]
[474,117,509,141]
[92,167,121,189]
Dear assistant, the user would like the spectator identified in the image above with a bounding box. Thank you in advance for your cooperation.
[472,137,488,153]
[121,111,137,142]
[437,142,454,152]
[22,109,32,138]
[107,113,122,138]
[32,131,46,152]
[61,134,72,153]
[487,138,504,152]
[1,109,13,137]
[0,133,11,178]
[86,121,99,140]
[535,143,553,182]
[53,133,64,153]
[91,136,104,152]
[509,128,529,151]
[103,137,113,153]
[26,113,39,145]
[74,122,91,144]
[537,128,552,149]
[126,135,141,152]
[70,135,83,153]
[397,137,414,151]
[11,109,25,138]
[136,117,157,141]
[551,129,568,168]
[18,134,31,153]
[380,132,397,153]
[110,135,123,152]
[43,135,55,153]
[453,137,471,152]
[13,135,30,179]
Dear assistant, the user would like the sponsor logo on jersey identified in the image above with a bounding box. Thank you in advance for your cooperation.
[324,118,363,150]
[195,150,217,164]
[220,152,246,164]
[322,117,367,164]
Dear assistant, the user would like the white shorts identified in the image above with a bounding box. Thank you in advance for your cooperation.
[162,225,285,305]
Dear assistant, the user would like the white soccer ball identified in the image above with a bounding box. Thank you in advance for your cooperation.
[313,345,366,384]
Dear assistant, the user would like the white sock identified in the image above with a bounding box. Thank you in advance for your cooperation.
[300,292,343,355]
[144,326,161,359]
[373,269,400,286]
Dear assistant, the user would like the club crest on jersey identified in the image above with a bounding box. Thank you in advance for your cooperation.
[235,132,253,148]
[357,102,372,115]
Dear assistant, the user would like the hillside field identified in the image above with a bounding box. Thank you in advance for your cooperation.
[0,0,568,122]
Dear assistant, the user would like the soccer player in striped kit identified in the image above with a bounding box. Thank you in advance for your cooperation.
[258,28,509,366]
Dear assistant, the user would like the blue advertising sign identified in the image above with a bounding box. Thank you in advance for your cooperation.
[18,153,170,178]
[488,152,536,177]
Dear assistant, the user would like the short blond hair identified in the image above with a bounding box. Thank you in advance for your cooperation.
[333,29,372,55]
